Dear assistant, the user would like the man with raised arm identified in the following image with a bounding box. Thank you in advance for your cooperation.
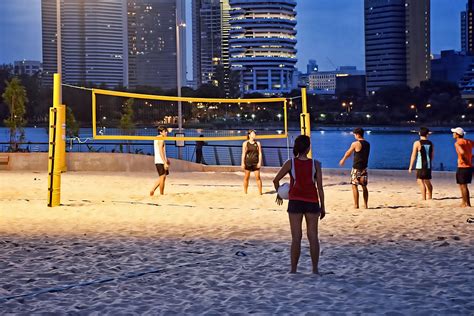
[339,127,371,209]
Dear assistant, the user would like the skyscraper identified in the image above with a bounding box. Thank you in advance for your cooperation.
[364,0,430,93]
[128,0,186,89]
[41,0,128,87]
[461,10,467,53]
[229,0,297,95]
[192,0,231,90]
[461,0,474,54]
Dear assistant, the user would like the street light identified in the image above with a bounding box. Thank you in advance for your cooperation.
[175,2,186,159]
[277,113,282,121]
[56,0,62,103]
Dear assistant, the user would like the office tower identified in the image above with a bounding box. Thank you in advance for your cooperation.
[192,0,231,90]
[462,10,467,52]
[364,0,430,93]
[128,0,186,89]
[229,0,297,95]
[41,0,128,87]
[461,0,474,53]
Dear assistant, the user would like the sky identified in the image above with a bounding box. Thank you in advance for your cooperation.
[0,0,467,76]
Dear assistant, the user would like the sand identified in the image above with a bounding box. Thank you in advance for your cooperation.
[0,170,473,314]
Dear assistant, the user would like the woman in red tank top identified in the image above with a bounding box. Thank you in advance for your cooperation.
[273,135,326,274]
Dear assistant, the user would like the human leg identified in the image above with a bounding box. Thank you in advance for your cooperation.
[150,179,160,196]
[424,180,433,200]
[362,185,369,208]
[352,184,359,209]
[254,170,263,195]
[417,179,426,200]
[159,175,166,195]
[288,212,304,273]
[243,170,250,194]
[304,212,320,274]
[460,184,471,207]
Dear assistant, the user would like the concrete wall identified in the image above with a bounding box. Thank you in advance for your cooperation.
[0,153,456,180]
[0,153,205,172]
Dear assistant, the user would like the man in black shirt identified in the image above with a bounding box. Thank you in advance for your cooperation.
[339,127,371,209]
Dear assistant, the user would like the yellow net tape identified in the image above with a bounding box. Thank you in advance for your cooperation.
[91,88,288,141]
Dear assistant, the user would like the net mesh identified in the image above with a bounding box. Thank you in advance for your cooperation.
[92,89,287,141]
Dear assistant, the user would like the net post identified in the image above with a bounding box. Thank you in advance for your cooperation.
[47,74,63,207]
[47,107,61,207]
[300,87,312,158]
[53,74,66,172]
[92,89,97,138]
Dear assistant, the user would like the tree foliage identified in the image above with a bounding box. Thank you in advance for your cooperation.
[66,106,80,137]
[2,77,28,151]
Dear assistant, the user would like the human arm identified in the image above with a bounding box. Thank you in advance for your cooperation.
[273,160,291,205]
[315,160,325,219]
[339,142,357,166]
[408,141,419,173]
[159,140,168,169]
[455,142,465,156]
[430,143,434,165]
[257,141,263,168]
[241,141,247,169]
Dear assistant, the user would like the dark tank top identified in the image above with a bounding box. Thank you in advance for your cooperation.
[245,141,259,165]
[353,140,370,170]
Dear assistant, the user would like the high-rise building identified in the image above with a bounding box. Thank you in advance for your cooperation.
[128,0,186,89]
[229,0,297,95]
[364,0,430,93]
[192,0,231,90]
[461,10,467,53]
[461,0,474,54]
[41,0,128,87]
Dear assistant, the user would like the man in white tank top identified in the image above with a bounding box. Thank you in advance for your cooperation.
[150,126,169,196]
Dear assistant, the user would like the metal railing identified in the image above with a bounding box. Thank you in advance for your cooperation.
[0,141,290,167]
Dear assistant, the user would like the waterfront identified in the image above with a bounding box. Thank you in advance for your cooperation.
[0,127,464,171]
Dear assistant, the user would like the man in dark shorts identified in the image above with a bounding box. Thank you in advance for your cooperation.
[408,127,434,200]
[452,127,474,207]
[339,127,370,209]
[150,126,169,196]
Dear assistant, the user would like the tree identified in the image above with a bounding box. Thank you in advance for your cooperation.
[120,98,135,153]
[66,106,79,137]
[2,77,28,151]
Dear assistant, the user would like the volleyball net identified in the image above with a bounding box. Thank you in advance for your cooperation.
[92,89,288,141]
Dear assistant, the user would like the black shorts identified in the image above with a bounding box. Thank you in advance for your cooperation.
[287,200,320,214]
[245,163,259,172]
[155,163,169,176]
[416,169,432,180]
[456,167,472,184]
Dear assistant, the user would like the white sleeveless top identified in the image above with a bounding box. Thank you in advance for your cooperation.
[154,139,167,164]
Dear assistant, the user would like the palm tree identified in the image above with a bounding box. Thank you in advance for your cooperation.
[2,77,27,151]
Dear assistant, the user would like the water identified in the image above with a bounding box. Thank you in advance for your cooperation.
[0,127,461,171]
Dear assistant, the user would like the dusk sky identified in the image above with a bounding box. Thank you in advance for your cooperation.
[0,0,467,77]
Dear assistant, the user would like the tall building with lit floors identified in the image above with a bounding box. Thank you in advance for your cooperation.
[229,0,297,95]
[364,0,430,94]
[192,0,231,89]
[128,0,186,89]
[41,0,128,87]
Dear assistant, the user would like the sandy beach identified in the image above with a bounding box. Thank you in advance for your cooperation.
[1,170,473,314]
